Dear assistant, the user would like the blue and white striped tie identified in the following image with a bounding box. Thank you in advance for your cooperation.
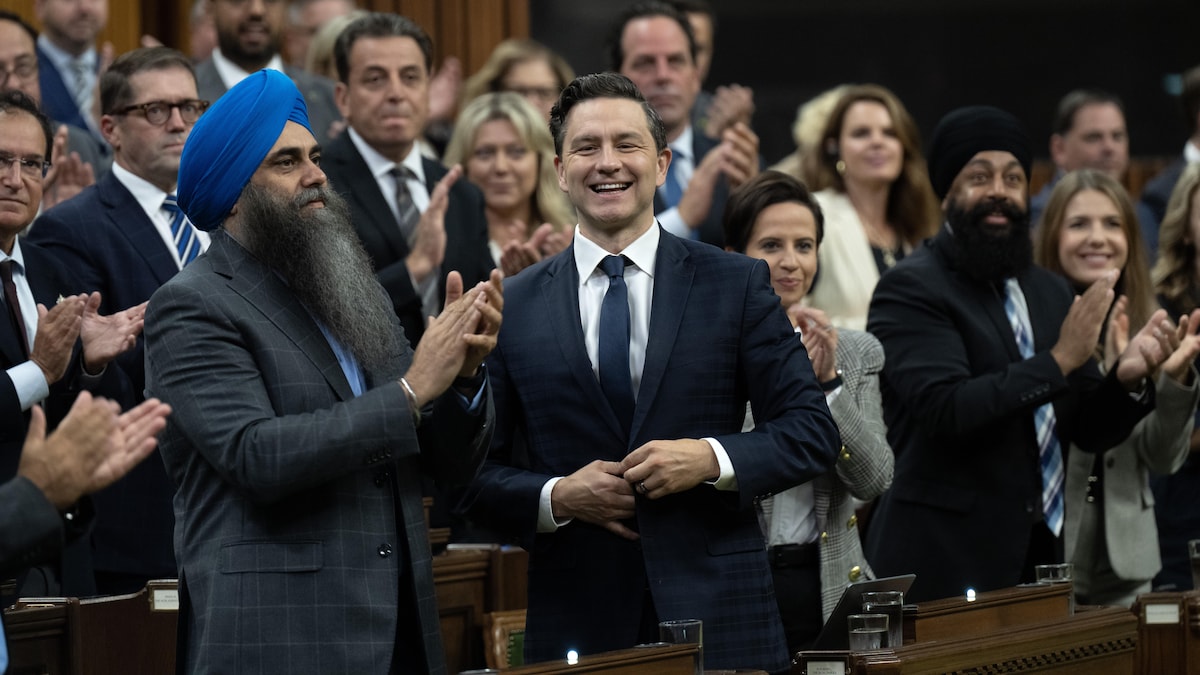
[1004,277,1065,536]
[163,194,201,266]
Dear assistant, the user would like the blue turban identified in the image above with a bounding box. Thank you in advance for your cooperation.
[177,69,313,232]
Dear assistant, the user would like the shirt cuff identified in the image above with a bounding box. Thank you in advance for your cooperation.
[453,372,488,413]
[703,437,738,491]
[8,360,50,411]
[656,206,691,238]
[825,385,844,404]
[537,476,572,532]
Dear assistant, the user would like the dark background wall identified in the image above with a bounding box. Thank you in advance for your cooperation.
[531,0,1200,165]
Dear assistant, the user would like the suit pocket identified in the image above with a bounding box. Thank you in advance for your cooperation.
[892,480,977,514]
[218,540,323,573]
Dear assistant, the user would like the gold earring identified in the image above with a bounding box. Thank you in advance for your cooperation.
[835,160,846,175]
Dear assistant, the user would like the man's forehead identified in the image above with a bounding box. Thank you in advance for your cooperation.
[622,16,692,59]
[1070,103,1125,131]
[960,150,1023,172]
[0,20,34,54]
[0,110,45,150]
[564,97,650,137]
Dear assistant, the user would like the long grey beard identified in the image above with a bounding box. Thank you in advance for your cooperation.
[238,182,404,377]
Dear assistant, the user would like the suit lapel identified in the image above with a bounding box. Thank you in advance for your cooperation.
[99,174,180,285]
[209,233,355,401]
[632,231,692,439]
[329,136,409,260]
[1019,269,1059,352]
[541,249,627,439]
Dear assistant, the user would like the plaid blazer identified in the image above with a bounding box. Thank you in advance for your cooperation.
[458,229,839,673]
[146,231,492,674]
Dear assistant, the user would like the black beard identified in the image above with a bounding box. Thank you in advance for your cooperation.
[216,23,280,70]
[947,195,1033,284]
[236,183,404,378]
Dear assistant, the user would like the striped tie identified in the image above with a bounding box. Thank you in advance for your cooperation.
[391,166,420,245]
[163,194,201,266]
[1004,278,1065,537]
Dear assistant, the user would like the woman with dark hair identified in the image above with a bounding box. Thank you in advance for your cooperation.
[800,84,940,330]
[724,170,893,652]
[1035,169,1200,606]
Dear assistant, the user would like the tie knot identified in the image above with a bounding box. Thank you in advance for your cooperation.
[163,194,181,214]
[600,255,628,279]
[391,166,414,181]
[0,259,13,279]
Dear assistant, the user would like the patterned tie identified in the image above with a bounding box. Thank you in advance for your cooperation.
[163,194,201,266]
[70,58,91,117]
[598,255,634,433]
[1004,278,1065,537]
[391,166,420,245]
[1,260,29,356]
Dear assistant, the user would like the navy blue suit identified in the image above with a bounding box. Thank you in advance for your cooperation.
[29,172,181,587]
[457,229,839,672]
[36,45,99,143]
[653,131,729,247]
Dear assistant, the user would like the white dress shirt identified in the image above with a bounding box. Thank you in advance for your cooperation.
[211,49,286,91]
[655,125,696,238]
[536,224,736,532]
[2,239,49,410]
[111,164,211,270]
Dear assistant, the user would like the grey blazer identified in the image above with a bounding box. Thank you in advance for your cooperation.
[758,328,894,619]
[146,230,492,674]
[1064,370,1198,584]
[193,58,342,146]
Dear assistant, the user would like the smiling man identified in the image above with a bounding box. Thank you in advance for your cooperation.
[455,72,837,673]
[864,105,1167,602]
[145,68,501,674]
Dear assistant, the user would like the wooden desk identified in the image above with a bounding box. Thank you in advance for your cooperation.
[1133,589,1200,675]
[433,547,491,673]
[904,583,1070,644]
[506,643,700,674]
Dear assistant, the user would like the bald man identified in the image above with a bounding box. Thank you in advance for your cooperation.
[145,70,502,675]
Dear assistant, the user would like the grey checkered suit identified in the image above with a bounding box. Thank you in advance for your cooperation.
[145,230,492,674]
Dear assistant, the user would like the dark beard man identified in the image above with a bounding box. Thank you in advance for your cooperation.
[947,194,1033,285]
[236,182,404,377]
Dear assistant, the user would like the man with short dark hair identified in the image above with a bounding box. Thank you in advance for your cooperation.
[456,71,837,672]
[1029,89,1129,226]
[146,68,500,674]
[611,1,758,247]
[195,0,340,144]
[30,46,208,594]
[322,13,492,345]
[864,105,1173,602]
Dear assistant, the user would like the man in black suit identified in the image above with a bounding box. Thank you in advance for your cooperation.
[30,47,208,594]
[194,0,341,145]
[0,89,143,600]
[611,1,759,248]
[322,13,492,346]
[864,105,1168,602]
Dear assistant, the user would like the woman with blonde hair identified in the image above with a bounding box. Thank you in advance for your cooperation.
[460,39,574,122]
[800,84,940,330]
[1035,169,1200,607]
[444,92,573,275]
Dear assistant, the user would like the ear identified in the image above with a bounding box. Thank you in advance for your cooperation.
[99,115,119,149]
[657,146,672,188]
[554,155,567,192]
[1049,134,1066,168]
[334,81,350,119]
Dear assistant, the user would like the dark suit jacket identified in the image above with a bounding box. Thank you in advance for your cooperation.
[653,130,730,247]
[193,58,342,146]
[146,230,492,674]
[864,226,1153,602]
[456,230,839,673]
[322,132,494,344]
[36,45,97,140]
[1137,157,1186,257]
[30,171,183,583]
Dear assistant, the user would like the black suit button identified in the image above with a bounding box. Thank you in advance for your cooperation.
[378,543,393,558]
[374,470,391,487]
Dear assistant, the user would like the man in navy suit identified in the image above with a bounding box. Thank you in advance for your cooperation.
[321,13,492,346]
[29,46,208,594]
[34,0,106,145]
[0,88,143,600]
[612,1,759,248]
[456,72,838,673]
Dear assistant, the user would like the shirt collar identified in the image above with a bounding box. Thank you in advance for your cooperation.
[211,49,286,91]
[1185,141,1200,165]
[37,34,95,71]
[670,125,693,161]
[573,222,660,285]
[112,162,173,219]
[1,236,26,272]
[346,126,426,186]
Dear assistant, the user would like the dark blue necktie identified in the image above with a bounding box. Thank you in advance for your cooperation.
[598,255,634,433]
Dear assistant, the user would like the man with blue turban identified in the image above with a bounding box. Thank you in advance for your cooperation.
[144,69,502,674]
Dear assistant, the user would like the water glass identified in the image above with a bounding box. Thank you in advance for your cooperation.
[847,613,888,651]
[862,590,904,647]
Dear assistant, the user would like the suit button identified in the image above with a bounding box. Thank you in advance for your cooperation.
[849,566,862,582]
[846,515,857,529]
[820,531,829,542]
[840,446,851,461]
[378,543,392,558]
[374,470,391,487]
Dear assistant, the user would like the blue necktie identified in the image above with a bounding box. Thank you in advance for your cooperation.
[661,150,683,209]
[598,255,634,433]
[1004,278,1065,536]
[163,194,201,266]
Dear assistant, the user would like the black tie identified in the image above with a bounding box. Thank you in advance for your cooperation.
[598,255,634,433]
[1,260,29,357]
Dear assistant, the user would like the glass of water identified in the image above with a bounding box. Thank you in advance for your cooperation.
[847,613,888,651]
[862,590,904,648]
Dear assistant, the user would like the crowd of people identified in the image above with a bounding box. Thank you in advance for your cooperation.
[2,0,1200,673]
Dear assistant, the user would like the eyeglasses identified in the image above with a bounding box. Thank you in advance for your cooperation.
[0,151,50,179]
[0,59,37,86]
[110,99,210,126]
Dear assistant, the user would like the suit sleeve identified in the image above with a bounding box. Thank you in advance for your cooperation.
[712,259,840,509]
[145,278,488,504]
[0,476,63,579]
[1127,370,1198,475]
[827,331,893,501]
